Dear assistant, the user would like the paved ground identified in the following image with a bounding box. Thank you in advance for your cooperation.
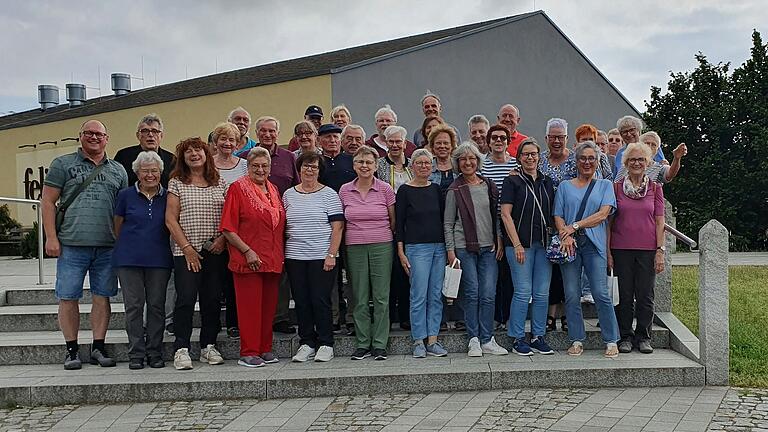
[1,386,766,432]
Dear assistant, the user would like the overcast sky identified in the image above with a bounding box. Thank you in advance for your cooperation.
[1,0,765,116]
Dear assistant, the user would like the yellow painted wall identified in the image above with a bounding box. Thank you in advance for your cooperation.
[0,74,332,225]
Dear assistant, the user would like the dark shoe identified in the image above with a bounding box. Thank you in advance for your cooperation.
[351,348,371,360]
[90,348,117,367]
[345,324,355,337]
[332,324,344,334]
[227,327,240,339]
[148,357,165,368]
[129,359,144,370]
[529,336,555,355]
[64,351,82,370]
[373,348,388,361]
[560,316,568,333]
[454,321,466,331]
[261,352,279,364]
[440,321,449,331]
[638,340,654,354]
[399,322,411,331]
[546,316,556,332]
[273,322,296,334]
[165,323,175,336]
[618,340,633,353]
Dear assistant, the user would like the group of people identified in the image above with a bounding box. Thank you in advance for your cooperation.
[41,93,688,371]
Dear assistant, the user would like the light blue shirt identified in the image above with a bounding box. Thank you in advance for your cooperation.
[553,179,616,259]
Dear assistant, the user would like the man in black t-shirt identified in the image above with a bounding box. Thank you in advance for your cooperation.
[114,114,175,187]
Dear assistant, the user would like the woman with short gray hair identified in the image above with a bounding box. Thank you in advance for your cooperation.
[444,143,508,357]
[114,151,173,369]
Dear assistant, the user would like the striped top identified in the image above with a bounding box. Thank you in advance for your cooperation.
[217,158,248,186]
[282,186,345,260]
[481,156,519,197]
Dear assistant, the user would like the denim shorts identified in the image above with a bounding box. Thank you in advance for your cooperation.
[55,246,118,300]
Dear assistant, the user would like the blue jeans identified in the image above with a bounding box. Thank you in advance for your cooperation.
[405,243,446,341]
[55,246,118,300]
[455,247,497,343]
[580,270,591,296]
[506,244,552,339]
[560,236,619,344]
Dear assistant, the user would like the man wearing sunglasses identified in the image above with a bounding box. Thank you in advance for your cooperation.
[114,114,176,187]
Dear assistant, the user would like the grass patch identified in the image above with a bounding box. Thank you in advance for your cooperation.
[672,266,768,387]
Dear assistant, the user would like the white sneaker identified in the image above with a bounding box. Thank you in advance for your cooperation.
[581,293,595,304]
[468,337,483,357]
[314,345,334,362]
[174,348,193,370]
[200,344,224,365]
[481,336,509,355]
[292,344,316,362]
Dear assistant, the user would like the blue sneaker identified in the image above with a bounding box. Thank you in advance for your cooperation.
[530,336,554,355]
[426,342,448,357]
[512,339,533,356]
[413,342,427,358]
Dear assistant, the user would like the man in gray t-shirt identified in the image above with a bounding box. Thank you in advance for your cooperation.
[41,119,128,370]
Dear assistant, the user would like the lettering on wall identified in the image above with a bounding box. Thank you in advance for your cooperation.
[23,166,48,200]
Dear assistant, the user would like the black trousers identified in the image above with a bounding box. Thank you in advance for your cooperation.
[548,264,565,305]
[221,251,238,329]
[389,246,410,325]
[612,249,656,342]
[494,258,514,324]
[173,250,227,350]
[286,259,336,348]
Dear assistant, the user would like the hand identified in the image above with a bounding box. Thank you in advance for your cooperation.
[508,170,519,177]
[559,225,575,240]
[655,250,665,274]
[607,252,613,272]
[447,250,459,269]
[672,143,688,160]
[560,236,576,257]
[183,246,204,272]
[45,236,61,257]
[209,236,226,254]
[514,245,525,264]
[660,159,670,166]
[323,256,336,272]
[495,238,504,261]
[398,253,411,277]
[244,249,261,271]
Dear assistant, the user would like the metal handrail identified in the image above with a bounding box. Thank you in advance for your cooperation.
[664,223,697,249]
[0,197,44,284]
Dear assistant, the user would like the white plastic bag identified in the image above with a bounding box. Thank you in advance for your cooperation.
[608,270,619,306]
[442,258,462,300]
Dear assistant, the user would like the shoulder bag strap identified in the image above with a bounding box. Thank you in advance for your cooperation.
[57,162,107,214]
[575,179,596,222]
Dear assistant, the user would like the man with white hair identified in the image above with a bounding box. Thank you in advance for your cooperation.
[227,107,257,158]
[467,114,491,159]
[364,105,417,158]
[497,104,528,158]
[341,124,366,155]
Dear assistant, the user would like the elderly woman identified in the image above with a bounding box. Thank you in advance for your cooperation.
[166,138,228,370]
[213,122,248,185]
[614,116,666,173]
[220,147,286,368]
[331,104,351,129]
[396,148,448,358]
[574,123,612,180]
[113,151,173,369]
[554,141,620,357]
[339,146,396,361]
[607,129,622,156]
[292,120,320,157]
[445,143,508,357]
[609,143,666,354]
[500,139,555,356]
[420,116,445,147]
[284,152,345,363]
[427,124,458,196]
[376,125,413,331]
[614,132,687,184]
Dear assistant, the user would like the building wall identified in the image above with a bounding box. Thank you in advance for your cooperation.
[331,13,640,145]
[0,75,331,225]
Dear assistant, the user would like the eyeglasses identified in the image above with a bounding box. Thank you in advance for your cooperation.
[521,151,539,159]
[139,168,161,175]
[490,135,507,142]
[139,128,162,136]
[547,135,566,142]
[297,131,314,137]
[578,156,597,163]
[413,161,432,166]
[302,164,320,171]
[619,127,638,135]
[250,163,270,171]
[627,157,647,165]
[354,159,375,165]
[81,131,107,139]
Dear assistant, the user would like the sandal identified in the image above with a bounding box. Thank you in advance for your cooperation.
[567,341,583,356]
[546,316,556,332]
[605,343,619,358]
[560,316,568,333]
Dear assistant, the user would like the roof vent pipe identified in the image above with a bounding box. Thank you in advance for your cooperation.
[38,85,60,111]
[65,83,86,107]
[111,73,131,95]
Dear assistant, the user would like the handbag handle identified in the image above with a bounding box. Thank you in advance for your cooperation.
[449,258,460,269]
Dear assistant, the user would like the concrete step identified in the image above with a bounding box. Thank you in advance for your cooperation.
[2,286,123,305]
[0,323,669,365]
[0,349,705,406]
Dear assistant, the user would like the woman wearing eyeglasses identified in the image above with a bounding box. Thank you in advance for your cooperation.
[553,141,619,358]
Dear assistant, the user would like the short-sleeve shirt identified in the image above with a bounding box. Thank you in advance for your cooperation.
[319,152,356,192]
[233,137,257,158]
[539,151,577,189]
[217,158,248,186]
[553,179,616,259]
[283,186,344,260]
[481,156,519,210]
[611,182,664,250]
[113,184,173,268]
[339,178,396,245]
[506,130,529,159]
[167,177,227,256]
[44,149,128,247]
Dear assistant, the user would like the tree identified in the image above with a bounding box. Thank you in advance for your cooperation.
[0,204,21,239]
[644,31,768,250]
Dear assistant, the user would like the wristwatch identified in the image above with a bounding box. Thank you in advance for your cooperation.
[327,252,338,258]
[572,222,580,231]
[657,246,666,252]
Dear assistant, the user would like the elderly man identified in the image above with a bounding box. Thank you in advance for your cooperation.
[596,129,616,172]
[411,92,456,148]
[468,114,491,158]
[41,120,128,370]
[613,115,665,173]
[497,104,529,158]
[227,107,257,158]
[364,105,417,157]
[288,105,325,151]
[114,114,176,188]
[342,124,366,155]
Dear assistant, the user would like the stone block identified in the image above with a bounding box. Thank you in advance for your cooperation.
[698,220,729,386]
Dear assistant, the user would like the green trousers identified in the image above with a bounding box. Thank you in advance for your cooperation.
[346,242,393,350]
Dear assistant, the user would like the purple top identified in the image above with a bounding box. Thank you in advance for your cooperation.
[610,182,664,250]
[241,144,299,195]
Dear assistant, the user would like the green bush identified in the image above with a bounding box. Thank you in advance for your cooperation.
[20,222,41,259]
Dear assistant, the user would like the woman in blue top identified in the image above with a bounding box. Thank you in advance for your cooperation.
[553,141,619,358]
[113,151,173,369]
